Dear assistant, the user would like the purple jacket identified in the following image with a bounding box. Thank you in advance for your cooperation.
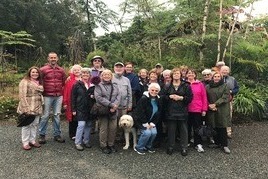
[188,80,208,113]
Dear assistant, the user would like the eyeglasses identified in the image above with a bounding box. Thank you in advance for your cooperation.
[94,59,101,62]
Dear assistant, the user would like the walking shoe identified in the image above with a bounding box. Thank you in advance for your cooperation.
[22,144,31,150]
[100,147,111,154]
[181,149,188,156]
[223,147,231,154]
[195,144,205,153]
[166,147,173,155]
[145,147,156,153]
[38,135,46,144]
[75,144,84,151]
[134,147,146,155]
[108,146,117,153]
[83,143,92,148]
[54,136,65,143]
[29,142,41,148]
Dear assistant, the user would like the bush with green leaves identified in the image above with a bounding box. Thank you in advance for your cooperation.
[233,84,267,120]
[0,96,18,119]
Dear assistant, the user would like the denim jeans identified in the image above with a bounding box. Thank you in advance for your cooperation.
[39,96,63,137]
[75,121,91,145]
[136,127,157,150]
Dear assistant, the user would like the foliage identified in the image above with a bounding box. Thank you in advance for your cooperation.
[0,96,18,118]
[233,85,267,120]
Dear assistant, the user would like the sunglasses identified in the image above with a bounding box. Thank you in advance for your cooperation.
[203,74,210,76]
[94,59,102,62]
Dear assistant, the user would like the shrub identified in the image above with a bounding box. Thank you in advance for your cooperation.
[0,96,18,120]
[233,85,267,120]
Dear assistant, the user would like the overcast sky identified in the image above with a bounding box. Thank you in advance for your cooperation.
[95,0,268,36]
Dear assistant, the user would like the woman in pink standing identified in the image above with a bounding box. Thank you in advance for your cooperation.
[187,69,208,153]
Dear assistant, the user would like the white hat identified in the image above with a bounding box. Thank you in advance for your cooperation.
[201,69,212,75]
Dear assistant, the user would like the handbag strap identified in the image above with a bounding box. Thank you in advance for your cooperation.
[109,83,114,101]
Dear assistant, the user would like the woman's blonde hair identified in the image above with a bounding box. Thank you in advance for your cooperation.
[101,69,113,80]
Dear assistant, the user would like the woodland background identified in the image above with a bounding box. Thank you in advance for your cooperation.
[0,0,268,121]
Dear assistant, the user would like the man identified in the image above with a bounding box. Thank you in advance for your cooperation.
[155,63,164,83]
[113,62,132,145]
[113,62,132,117]
[39,52,66,144]
[90,55,106,77]
[220,65,239,139]
[90,55,106,134]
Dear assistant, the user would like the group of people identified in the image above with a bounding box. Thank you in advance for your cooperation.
[17,52,239,157]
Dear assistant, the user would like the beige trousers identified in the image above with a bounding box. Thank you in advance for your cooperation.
[98,114,117,148]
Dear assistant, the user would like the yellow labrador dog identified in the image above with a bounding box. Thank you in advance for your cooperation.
[119,114,137,150]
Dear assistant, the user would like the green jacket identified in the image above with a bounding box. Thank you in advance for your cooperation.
[206,80,231,128]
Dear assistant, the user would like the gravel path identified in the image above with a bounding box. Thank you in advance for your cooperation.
[0,120,267,179]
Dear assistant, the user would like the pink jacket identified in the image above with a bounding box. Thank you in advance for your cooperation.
[188,80,208,113]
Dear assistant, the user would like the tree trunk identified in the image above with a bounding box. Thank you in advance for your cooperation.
[244,1,255,39]
[222,0,242,62]
[217,0,223,63]
[158,36,162,61]
[199,0,211,64]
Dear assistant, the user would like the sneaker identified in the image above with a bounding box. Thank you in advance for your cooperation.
[75,144,84,151]
[134,147,146,155]
[223,147,231,154]
[100,147,111,154]
[145,147,155,153]
[108,146,117,153]
[195,144,205,153]
[38,135,46,144]
[54,136,65,143]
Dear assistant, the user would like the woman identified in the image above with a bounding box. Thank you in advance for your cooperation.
[206,72,231,154]
[17,66,44,150]
[186,69,207,153]
[138,68,149,100]
[161,68,193,156]
[63,64,82,140]
[133,83,162,155]
[94,70,121,154]
[71,68,95,151]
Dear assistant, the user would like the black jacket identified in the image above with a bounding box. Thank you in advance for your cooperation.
[133,92,162,129]
[71,81,95,121]
[160,81,193,120]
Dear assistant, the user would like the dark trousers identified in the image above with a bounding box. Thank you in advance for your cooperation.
[69,120,78,138]
[214,127,228,147]
[168,120,188,150]
[188,112,202,146]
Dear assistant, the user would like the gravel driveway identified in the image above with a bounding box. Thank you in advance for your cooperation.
[0,120,267,179]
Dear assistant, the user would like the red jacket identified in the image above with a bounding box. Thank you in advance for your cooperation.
[40,64,66,96]
[63,74,77,121]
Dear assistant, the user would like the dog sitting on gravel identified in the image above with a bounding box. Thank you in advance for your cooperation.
[118,114,137,150]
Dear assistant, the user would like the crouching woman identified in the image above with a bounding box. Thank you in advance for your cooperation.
[133,83,162,155]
